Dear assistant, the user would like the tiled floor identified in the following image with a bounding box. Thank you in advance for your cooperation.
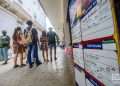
[0,48,75,86]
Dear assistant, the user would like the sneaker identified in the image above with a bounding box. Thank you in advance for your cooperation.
[14,65,19,68]
[32,62,34,65]
[36,62,42,67]
[29,64,33,69]
[46,59,49,62]
[54,57,57,60]
[20,64,26,67]
[2,61,7,65]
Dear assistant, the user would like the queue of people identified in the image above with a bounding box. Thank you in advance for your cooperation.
[0,20,59,69]
[40,27,59,62]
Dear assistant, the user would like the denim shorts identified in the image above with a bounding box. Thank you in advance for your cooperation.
[49,43,56,48]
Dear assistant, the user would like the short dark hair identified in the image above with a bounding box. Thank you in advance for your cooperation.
[26,20,33,25]
[42,30,47,37]
[2,30,7,34]
[16,27,21,31]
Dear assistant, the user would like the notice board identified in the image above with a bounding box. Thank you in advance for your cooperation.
[69,0,120,86]
[81,0,120,86]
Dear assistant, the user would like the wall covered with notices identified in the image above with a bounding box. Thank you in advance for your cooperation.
[69,0,86,86]
[69,0,120,86]
[71,21,81,43]
[81,0,113,41]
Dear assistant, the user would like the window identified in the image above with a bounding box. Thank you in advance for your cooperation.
[18,0,23,4]
[34,13,37,19]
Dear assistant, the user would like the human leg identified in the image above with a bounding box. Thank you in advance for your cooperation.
[54,45,57,60]
[0,48,3,61]
[33,44,41,65]
[42,50,45,62]
[13,45,19,68]
[14,52,19,68]
[27,44,33,68]
[19,53,26,67]
[49,46,52,62]
[46,49,48,62]
[2,47,8,64]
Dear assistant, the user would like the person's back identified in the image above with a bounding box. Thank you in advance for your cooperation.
[47,31,56,45]
[47,27,59,62]
[40,31,48,45]
[1,35,10,48]
[40,31,48,62]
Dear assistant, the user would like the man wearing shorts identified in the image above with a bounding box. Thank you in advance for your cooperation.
[47,27,59,62]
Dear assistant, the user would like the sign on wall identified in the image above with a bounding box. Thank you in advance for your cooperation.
[71,21,82,43]
[81,0,120,86]
[69,0,120,86]
[81,0,114,41]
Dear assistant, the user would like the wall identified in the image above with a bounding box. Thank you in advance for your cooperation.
[63,0,71,46]
[14,0,46,29]
[69,0,120,86]
[0,7,19,37]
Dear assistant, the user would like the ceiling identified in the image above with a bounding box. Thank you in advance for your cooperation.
[39,0,68,40]
[40,0,64,29]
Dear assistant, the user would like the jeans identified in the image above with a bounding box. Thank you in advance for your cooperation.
[0,47,8,62]
[27,43,40,65]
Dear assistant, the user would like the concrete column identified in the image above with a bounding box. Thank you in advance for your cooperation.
[62,0,71,47]
[63,22,71,47]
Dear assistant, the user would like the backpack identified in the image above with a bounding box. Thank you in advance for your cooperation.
[47,31,56,44]
[0,36,3,48]
[1,35,10,47]
[25,30,32,44]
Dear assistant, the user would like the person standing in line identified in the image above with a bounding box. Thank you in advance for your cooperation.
[23,29,28,61]
[40,30,48,63]
[0,33,4,61]
[12,27,26,68]
[0,30,10,64]
[47,27,59,62]
[0,35,3,61]
[25,20,41,68]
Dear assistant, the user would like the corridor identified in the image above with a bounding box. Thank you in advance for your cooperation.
[0,48,75,86]
[0,0,120,86]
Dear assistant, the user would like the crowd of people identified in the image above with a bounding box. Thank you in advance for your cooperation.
[0,20,59,69]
